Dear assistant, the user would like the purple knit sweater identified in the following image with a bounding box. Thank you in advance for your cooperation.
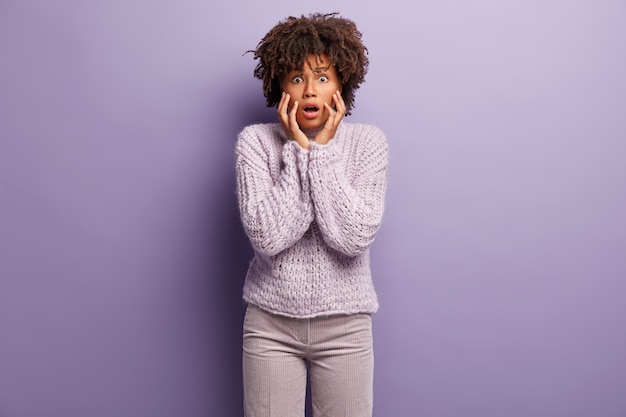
[235,122,389,318]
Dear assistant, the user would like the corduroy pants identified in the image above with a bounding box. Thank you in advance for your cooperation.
[242,303,374,417]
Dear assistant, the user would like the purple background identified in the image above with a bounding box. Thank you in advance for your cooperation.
[1,1,625,416]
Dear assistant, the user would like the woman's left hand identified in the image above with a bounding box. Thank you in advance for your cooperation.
[314,90,346,145]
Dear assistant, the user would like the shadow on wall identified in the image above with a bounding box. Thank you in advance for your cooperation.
[198,93,275,416]
[209,93,317,416]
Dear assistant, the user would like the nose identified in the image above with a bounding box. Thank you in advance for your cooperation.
[304,81,316,98]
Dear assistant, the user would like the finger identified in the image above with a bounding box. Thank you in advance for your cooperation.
[277,93,288,123]
[333,91,346,116]
[286,101,309,148]
[277,92,286,112]
[324,102,341,128]
[322,103,336,131]
[276,92,287,125]
[289,100,299,124]
[323,102,335,117]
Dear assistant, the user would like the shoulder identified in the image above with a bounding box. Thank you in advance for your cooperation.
[339,122,387,143]
[338,122,388,152]
[237,123,282,143]
[236,123,284,155]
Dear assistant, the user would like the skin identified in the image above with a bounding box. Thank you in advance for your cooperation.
[278,54,346,150]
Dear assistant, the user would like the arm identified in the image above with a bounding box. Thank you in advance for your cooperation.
[236,126,314,256]
[308,126,389,256]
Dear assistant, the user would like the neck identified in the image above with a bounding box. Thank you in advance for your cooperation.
[302,125,323,139]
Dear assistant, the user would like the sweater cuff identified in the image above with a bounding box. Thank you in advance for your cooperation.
[282,139,311,192]
[286,140,311,173]
[309,139,338,163]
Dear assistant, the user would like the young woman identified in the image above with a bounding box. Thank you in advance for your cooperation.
[236,12,389,417]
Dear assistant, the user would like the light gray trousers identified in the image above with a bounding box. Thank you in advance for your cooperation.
[242,304,374,417]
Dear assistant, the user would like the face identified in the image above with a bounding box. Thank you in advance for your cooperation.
[281,54,341,130]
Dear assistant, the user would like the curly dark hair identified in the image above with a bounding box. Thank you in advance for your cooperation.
[249,12,369,116]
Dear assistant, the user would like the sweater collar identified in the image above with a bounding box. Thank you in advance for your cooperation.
[302,126,323,139]
[302,122,343,140]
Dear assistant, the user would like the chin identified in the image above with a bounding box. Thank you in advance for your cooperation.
[298,119,325,130]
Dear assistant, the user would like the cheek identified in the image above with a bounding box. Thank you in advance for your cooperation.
[282,87,297,105]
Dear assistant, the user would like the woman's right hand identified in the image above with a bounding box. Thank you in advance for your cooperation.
[278,92,309,150]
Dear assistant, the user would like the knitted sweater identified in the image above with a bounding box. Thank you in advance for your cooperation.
[235,122,389,318]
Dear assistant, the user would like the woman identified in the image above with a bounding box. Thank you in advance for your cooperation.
[236,12,389,417]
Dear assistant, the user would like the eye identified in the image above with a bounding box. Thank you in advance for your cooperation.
[292,76,303,83]
[319,76,329,83]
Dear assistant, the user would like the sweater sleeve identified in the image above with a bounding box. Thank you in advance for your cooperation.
[235,126,314,256]
[308,125,389,256]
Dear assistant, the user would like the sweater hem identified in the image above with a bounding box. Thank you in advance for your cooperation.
[243,299,378,319]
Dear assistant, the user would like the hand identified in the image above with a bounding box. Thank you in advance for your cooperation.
[314,90,346,145]
[277,92,309,149]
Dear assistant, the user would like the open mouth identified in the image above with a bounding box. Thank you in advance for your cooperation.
[303,105,319,113]
[302,104,320,120]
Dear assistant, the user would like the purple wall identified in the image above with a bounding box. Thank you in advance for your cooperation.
[1,1,625,416]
